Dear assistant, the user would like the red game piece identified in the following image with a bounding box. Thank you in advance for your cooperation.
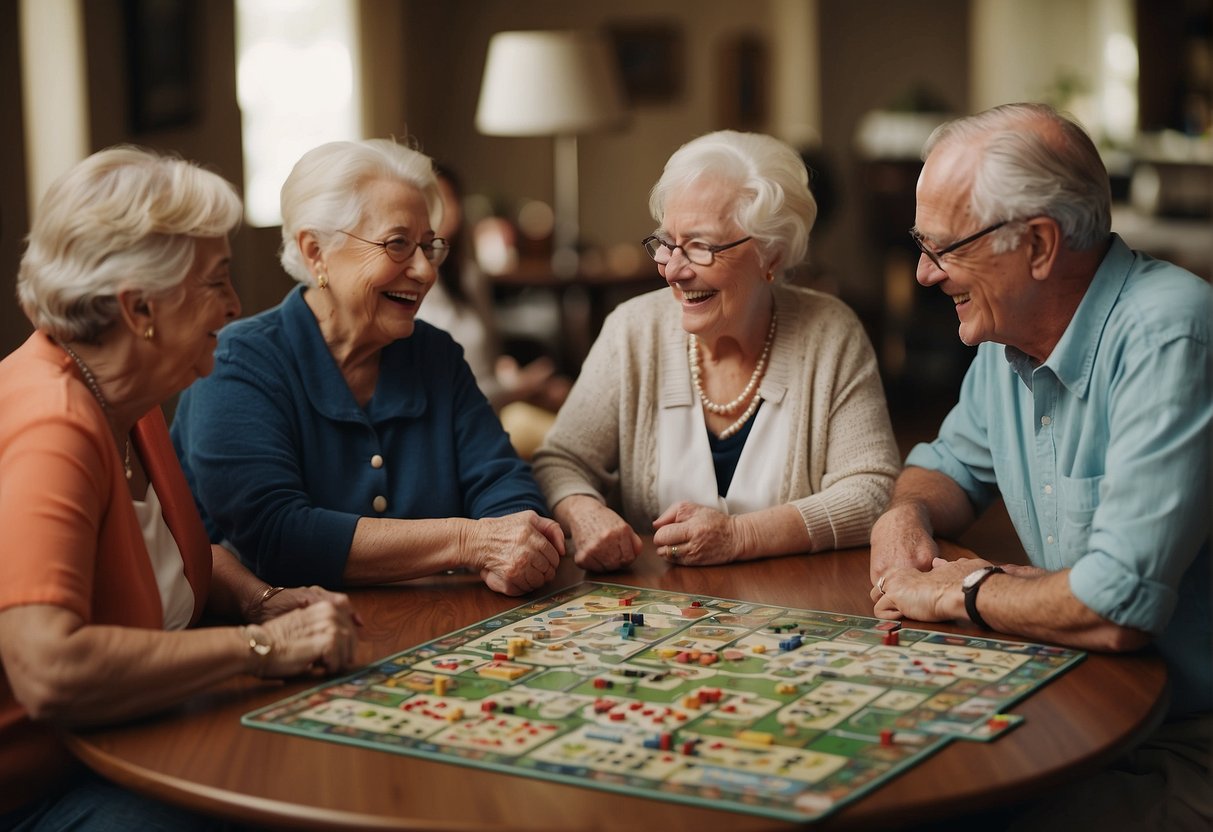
[880,729,894,746]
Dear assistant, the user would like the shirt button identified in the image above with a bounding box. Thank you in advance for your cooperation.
[1047,534,1055,544]
[371,454,384,469]
[1043,484,1053,494]
[1041,415,1052,426]
[372,495,387,512]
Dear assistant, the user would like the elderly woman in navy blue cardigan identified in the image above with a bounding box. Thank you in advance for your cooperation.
[172,139,564,596]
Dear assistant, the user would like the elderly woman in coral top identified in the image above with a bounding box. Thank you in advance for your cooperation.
[0,147,358,829]
[533,131,900,571]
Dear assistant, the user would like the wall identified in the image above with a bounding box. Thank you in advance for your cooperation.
[398,0,802,260]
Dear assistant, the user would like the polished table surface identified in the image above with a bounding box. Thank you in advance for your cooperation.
[66,542,1169,831]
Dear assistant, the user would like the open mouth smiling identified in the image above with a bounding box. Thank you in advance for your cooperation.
[679,288,717,305]
[383,290,420,307]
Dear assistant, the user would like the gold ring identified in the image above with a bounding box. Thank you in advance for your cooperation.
[671,546,679,558]
[877,575,887,594]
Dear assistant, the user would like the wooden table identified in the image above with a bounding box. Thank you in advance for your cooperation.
[66,543,1168,831]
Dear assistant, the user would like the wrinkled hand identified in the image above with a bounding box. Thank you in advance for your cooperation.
[869,503,940,586]
[871,556,992,622]
[652,502,741,566]
[258,598,359,677]
[564,498,642,572]
[250,585,354,625]
[469,511,565,596]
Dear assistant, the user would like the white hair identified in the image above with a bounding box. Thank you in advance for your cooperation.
[279,138,442,285]
[17,145,243,342]
[649,130,817,276]
[923,103,1111,252]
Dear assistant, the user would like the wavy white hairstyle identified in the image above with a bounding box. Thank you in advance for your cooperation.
[649,130,817,277]
[279,138,442,285]
[923,103,1111,252]
[17,145,242,342]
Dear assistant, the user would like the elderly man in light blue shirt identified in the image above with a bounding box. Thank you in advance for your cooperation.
[870,103,1210,827]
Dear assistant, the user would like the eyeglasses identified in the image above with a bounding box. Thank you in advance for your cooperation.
[338,230,450,265]
[909,221,1007,270]
[642,234,752,267]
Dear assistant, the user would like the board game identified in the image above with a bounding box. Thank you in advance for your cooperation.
[243,582,1084,822]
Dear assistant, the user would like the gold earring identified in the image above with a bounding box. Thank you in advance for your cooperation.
[143,324,155,341]
[765,271,775,283]
[317,270,329,290]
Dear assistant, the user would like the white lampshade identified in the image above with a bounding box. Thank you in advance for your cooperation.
[475,30,627,137]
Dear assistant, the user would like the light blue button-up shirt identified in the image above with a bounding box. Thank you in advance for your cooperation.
[908,236,1211,716]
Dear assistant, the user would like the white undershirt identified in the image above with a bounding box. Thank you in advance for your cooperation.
[131,484,195,631]
[657,384,791,516]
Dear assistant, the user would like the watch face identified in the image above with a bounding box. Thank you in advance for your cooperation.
[963,567,992,589]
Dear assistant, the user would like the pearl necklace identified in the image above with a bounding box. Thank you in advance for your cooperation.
[55,339,132,480]
[688,311,776,439]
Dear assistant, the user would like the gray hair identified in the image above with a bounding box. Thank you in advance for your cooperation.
[649,131,817,276]
[17,145,242,342]
[923,103,1111,252]
[279,138,442,285]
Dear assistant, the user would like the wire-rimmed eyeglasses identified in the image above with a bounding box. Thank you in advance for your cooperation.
[339,230,450,265]
[642,234,752,267]
[909,221,1007,270]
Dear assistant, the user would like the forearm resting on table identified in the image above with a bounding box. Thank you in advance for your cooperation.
[346,516,479,584]
[207,543,278,620]
[0,605,254,727]
[973,569,1151,652]
[731,504,813,560]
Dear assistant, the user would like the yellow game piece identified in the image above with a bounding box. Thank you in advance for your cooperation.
[445,707,463,722]
[736,730,774,746]
[752,644,766,654]
[658,648,678,659]
[682,695,701,710]
[432,676,448,696]
[775,682,798,695]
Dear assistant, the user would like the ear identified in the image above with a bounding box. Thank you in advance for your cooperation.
[1025,217,1061,281]
[298,230,326,277]
[114,289,153,338]
[763,254,783,281]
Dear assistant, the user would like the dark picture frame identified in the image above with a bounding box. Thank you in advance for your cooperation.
[608,23,683,105]
[124,0,197,133]
[718,34,769,132]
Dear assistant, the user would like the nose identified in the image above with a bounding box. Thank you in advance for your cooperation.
[915,252,945,287]
[408,247,437,283]
[660,248,695,282]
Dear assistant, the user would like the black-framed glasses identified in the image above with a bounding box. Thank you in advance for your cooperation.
[338,230,450,265]
[642,234,752,267]
[909,221,1007,270]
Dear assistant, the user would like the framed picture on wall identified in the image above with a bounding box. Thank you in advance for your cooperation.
[718,34,769,132]
[124,0,197,132]
[609,23,683,105]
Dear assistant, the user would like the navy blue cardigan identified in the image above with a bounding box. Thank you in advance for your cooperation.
[172,286,547,587]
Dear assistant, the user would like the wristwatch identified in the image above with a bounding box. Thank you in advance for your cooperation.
[962,566,1005,630]
[243,625,273,676]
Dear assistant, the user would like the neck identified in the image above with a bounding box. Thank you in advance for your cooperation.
[54,334,156,436]
[1016,243,1106,362]
[696,293,775,364]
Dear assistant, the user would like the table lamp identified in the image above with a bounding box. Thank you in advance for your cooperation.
[475,30,627,276]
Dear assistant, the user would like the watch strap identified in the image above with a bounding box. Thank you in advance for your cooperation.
[963,566,1005,630]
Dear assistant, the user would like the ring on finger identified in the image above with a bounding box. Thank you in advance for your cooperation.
[670,545,679,559]
[877,575,887,594]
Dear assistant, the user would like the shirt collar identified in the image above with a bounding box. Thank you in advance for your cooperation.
[280,286,426,422]
[1004,234,1133,397]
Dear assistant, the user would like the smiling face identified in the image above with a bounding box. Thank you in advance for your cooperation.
[913,143,1036,349]
[320,178,438,348]
[656,177,772,349]
[147,235,240,394]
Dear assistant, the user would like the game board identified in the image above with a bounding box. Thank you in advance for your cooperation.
[243,582,1084,822]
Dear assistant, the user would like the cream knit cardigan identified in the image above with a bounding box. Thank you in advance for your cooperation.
[533,284,901,551]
